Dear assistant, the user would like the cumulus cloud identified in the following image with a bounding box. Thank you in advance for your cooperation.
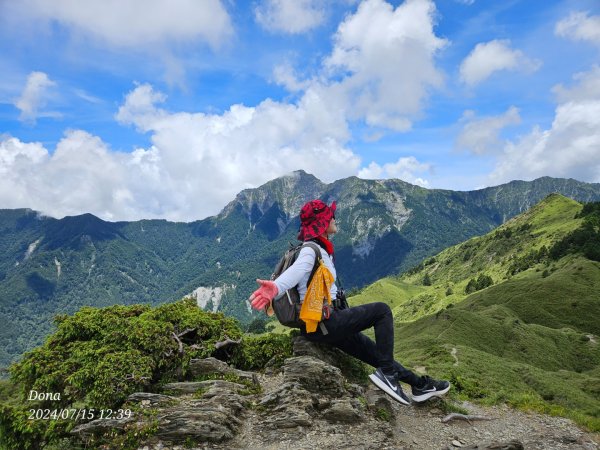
[1,0,447,221]
[489,66,600,185]
[358,156,431,186]
[456,106,521,155]
[0,84,361,221]
[555,11,600,46]
[9,0,233,50]
[255,0,325,34]
[14,71,56,123]
[0,132,130,219]
[323,0,447,130]
[459,39,541,86]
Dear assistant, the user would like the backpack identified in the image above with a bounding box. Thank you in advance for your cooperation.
[268,242,322,328]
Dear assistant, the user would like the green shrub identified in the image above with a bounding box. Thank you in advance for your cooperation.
[230,333,293,370]
[423,273,432,286]
[2,298,243,449]
[465,274,493,294]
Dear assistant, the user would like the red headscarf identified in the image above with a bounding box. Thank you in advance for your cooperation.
[297,199,337,241]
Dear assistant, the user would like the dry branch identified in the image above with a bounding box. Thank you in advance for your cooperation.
[441,413,496,425]
[215,337,242,350]
[177,328,197,338]
[124,374,150,381]
[171,332,184,354]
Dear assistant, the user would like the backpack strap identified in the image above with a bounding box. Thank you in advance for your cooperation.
[301,242,330,335]
[301,242,322,288]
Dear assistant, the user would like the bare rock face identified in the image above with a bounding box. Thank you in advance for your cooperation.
[71,378,250,444]
[71,340,597,450]
[282,355,346,396]
[189,356,258,384]
[256,355,366,433]
[70,345,387,449]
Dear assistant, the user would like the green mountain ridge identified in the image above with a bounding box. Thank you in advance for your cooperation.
[1,193,598,450]
[2,174,600,371]
[350,194,600,430]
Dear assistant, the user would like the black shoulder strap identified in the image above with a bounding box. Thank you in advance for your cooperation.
[302,242,322,288]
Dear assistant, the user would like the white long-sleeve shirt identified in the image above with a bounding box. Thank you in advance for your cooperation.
[273,244,337,302]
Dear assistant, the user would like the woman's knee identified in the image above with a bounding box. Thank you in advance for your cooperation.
[370,301,392,316]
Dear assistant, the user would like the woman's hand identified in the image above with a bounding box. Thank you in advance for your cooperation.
[249,279,278,310]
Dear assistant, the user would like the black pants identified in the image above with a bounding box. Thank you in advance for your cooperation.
[301,302,422,386]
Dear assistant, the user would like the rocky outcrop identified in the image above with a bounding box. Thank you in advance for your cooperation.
[72,379,250,443]
[70,337,399,449]
[70,338,597,450]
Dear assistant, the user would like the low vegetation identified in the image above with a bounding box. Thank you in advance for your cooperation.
[0,299,292,449]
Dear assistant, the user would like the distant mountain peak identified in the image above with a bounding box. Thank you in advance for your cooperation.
[42,213,125,250]
[219,170,326,221]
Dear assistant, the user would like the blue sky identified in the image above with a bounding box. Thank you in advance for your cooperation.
[0,0,599,221]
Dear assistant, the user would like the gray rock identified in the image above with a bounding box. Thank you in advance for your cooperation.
[365,386,395,422]
[258,381,317,430]
[323,398,365,424]
[162,379,246,395]
[258,381,307,407]
[264,409,313,429]
[127,392,177,406]
[72,378,250,445]
[189,357,258,385]
[192,386,248,415]
[153,406,241,442]
[70,417,134,437]
[292,335,370,382]
[283,356,346,397]
[293,335,337,361]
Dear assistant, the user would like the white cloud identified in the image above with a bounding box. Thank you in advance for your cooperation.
[1,0,450,221]
[73,88,104,104]
[456,106,521,155]
[0,83,362,221]
[10,0,233,50]
[271,0,447,131]
[0,132,129,220]
[489,66,600,185]
[358,156,431,186]
[459,39,541,86]
[553,65,600,103]
[272,63,311,92]
[255,0,325,34]
[322,0,447,130]
[14,71,56,123]
[555,11,600,46]
[0,137,47,171]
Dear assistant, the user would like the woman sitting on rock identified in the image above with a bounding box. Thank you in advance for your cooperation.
[249,199,450,405]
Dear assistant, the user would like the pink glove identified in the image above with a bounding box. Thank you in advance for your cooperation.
[249,279,279,311]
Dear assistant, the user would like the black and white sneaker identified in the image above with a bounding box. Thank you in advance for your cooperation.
[411,376,450,402]
[369,368,411,405]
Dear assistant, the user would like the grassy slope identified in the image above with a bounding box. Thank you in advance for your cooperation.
[349,194,600,430]
[352,194,584,321]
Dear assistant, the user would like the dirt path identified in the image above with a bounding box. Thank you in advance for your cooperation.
[393,399,599,450]
[450,347,459,366]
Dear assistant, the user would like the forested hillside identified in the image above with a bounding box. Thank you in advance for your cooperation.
[2,172,600,370]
